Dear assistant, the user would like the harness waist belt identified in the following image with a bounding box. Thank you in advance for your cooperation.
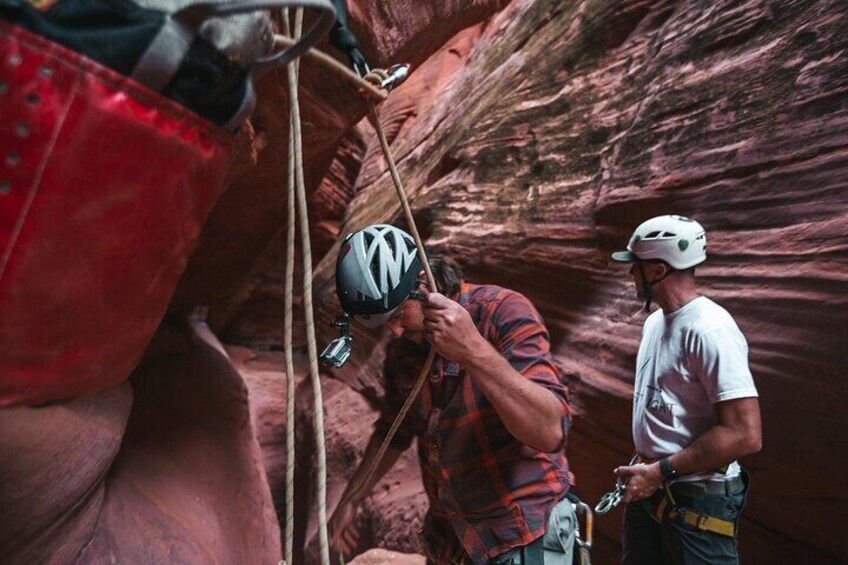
[652,475,745,538]
[669,475,744,498]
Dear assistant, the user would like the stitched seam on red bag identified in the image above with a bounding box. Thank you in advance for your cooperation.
[0,67,80,281]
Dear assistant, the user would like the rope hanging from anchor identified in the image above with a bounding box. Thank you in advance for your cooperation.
[281,6,333,564]
[278,12,435,564]
[282,9,307,565]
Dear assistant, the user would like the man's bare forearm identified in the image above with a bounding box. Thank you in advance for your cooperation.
[668,397,762,476]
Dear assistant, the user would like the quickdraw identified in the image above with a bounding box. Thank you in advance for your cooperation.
[595,454,638,515]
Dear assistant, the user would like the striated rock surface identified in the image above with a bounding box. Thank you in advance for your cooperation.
[170,0,509,334]
[0,315,280,564]
[0,384,132,564]
[228,346,427,564]
[301,0,848,563]
[76,316,281,564]
[348,548,426,565]
[3,0,846,564]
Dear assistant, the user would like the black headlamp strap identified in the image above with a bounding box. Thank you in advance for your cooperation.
[636,259,675,312]
[637,260,653,311]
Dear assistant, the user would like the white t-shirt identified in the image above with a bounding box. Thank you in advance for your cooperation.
[632,296,759,482]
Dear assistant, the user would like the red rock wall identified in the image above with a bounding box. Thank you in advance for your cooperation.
[170,0,509,333]
[303,0,848,563]
[3,1,846,563]
[0,316,281,564]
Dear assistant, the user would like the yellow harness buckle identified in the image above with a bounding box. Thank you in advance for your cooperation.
[680,510,735,537]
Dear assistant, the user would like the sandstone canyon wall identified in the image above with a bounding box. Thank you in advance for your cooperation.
[2,0,846,564]
[296,0,846,562]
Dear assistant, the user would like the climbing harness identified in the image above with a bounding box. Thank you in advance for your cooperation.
[595,454,638,515]
[650,476,743,538]
[653,493,736,537]
[594,453,740,539]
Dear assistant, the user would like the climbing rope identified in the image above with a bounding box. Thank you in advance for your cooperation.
[278,26,436,563]
[282,9,301,565]
[282,7,330,565]
[273,35,387,102]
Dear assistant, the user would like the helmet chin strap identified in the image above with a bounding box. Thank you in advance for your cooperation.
[637,260,675,312]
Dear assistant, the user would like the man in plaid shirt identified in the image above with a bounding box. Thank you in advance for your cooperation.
[330,249,575,565]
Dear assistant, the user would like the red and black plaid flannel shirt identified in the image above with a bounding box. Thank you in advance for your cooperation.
[376,283,573,564]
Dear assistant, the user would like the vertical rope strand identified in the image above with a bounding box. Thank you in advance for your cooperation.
[282,9,298,565]
[286,7,330,565]
[278,36,437,561]
[367,102,436,290]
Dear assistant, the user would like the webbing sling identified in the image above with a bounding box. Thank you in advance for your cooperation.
[651,488,736,538]
[520,534,545,564]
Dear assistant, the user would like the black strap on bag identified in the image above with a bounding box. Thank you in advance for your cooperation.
[1,0,335,129]
[328,0,368,75]
[519,535,545,565]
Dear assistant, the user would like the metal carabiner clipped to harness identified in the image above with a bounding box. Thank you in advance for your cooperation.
[595,454,639,515]
[595,482,625,515]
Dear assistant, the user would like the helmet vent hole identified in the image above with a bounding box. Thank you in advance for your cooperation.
[646,231,661,239]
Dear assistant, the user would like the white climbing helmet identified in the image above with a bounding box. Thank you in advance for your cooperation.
[335,224,423,327]
[611,215,707,270]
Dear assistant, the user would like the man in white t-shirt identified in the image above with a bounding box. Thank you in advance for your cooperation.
[610,215,762,565]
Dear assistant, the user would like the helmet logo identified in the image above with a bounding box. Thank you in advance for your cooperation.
[678,239,689,251]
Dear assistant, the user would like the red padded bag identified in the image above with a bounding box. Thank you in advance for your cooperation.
[0,23,232,406]
[0,0,336,407]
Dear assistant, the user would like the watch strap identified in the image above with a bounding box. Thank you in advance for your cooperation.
[659,457,679,480]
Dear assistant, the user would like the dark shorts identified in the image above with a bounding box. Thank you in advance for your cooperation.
[622,471,749,565]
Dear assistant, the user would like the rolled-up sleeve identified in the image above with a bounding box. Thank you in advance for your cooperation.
[491,292,571,450]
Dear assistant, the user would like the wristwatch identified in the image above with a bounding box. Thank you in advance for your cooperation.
[659,457,679,480]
